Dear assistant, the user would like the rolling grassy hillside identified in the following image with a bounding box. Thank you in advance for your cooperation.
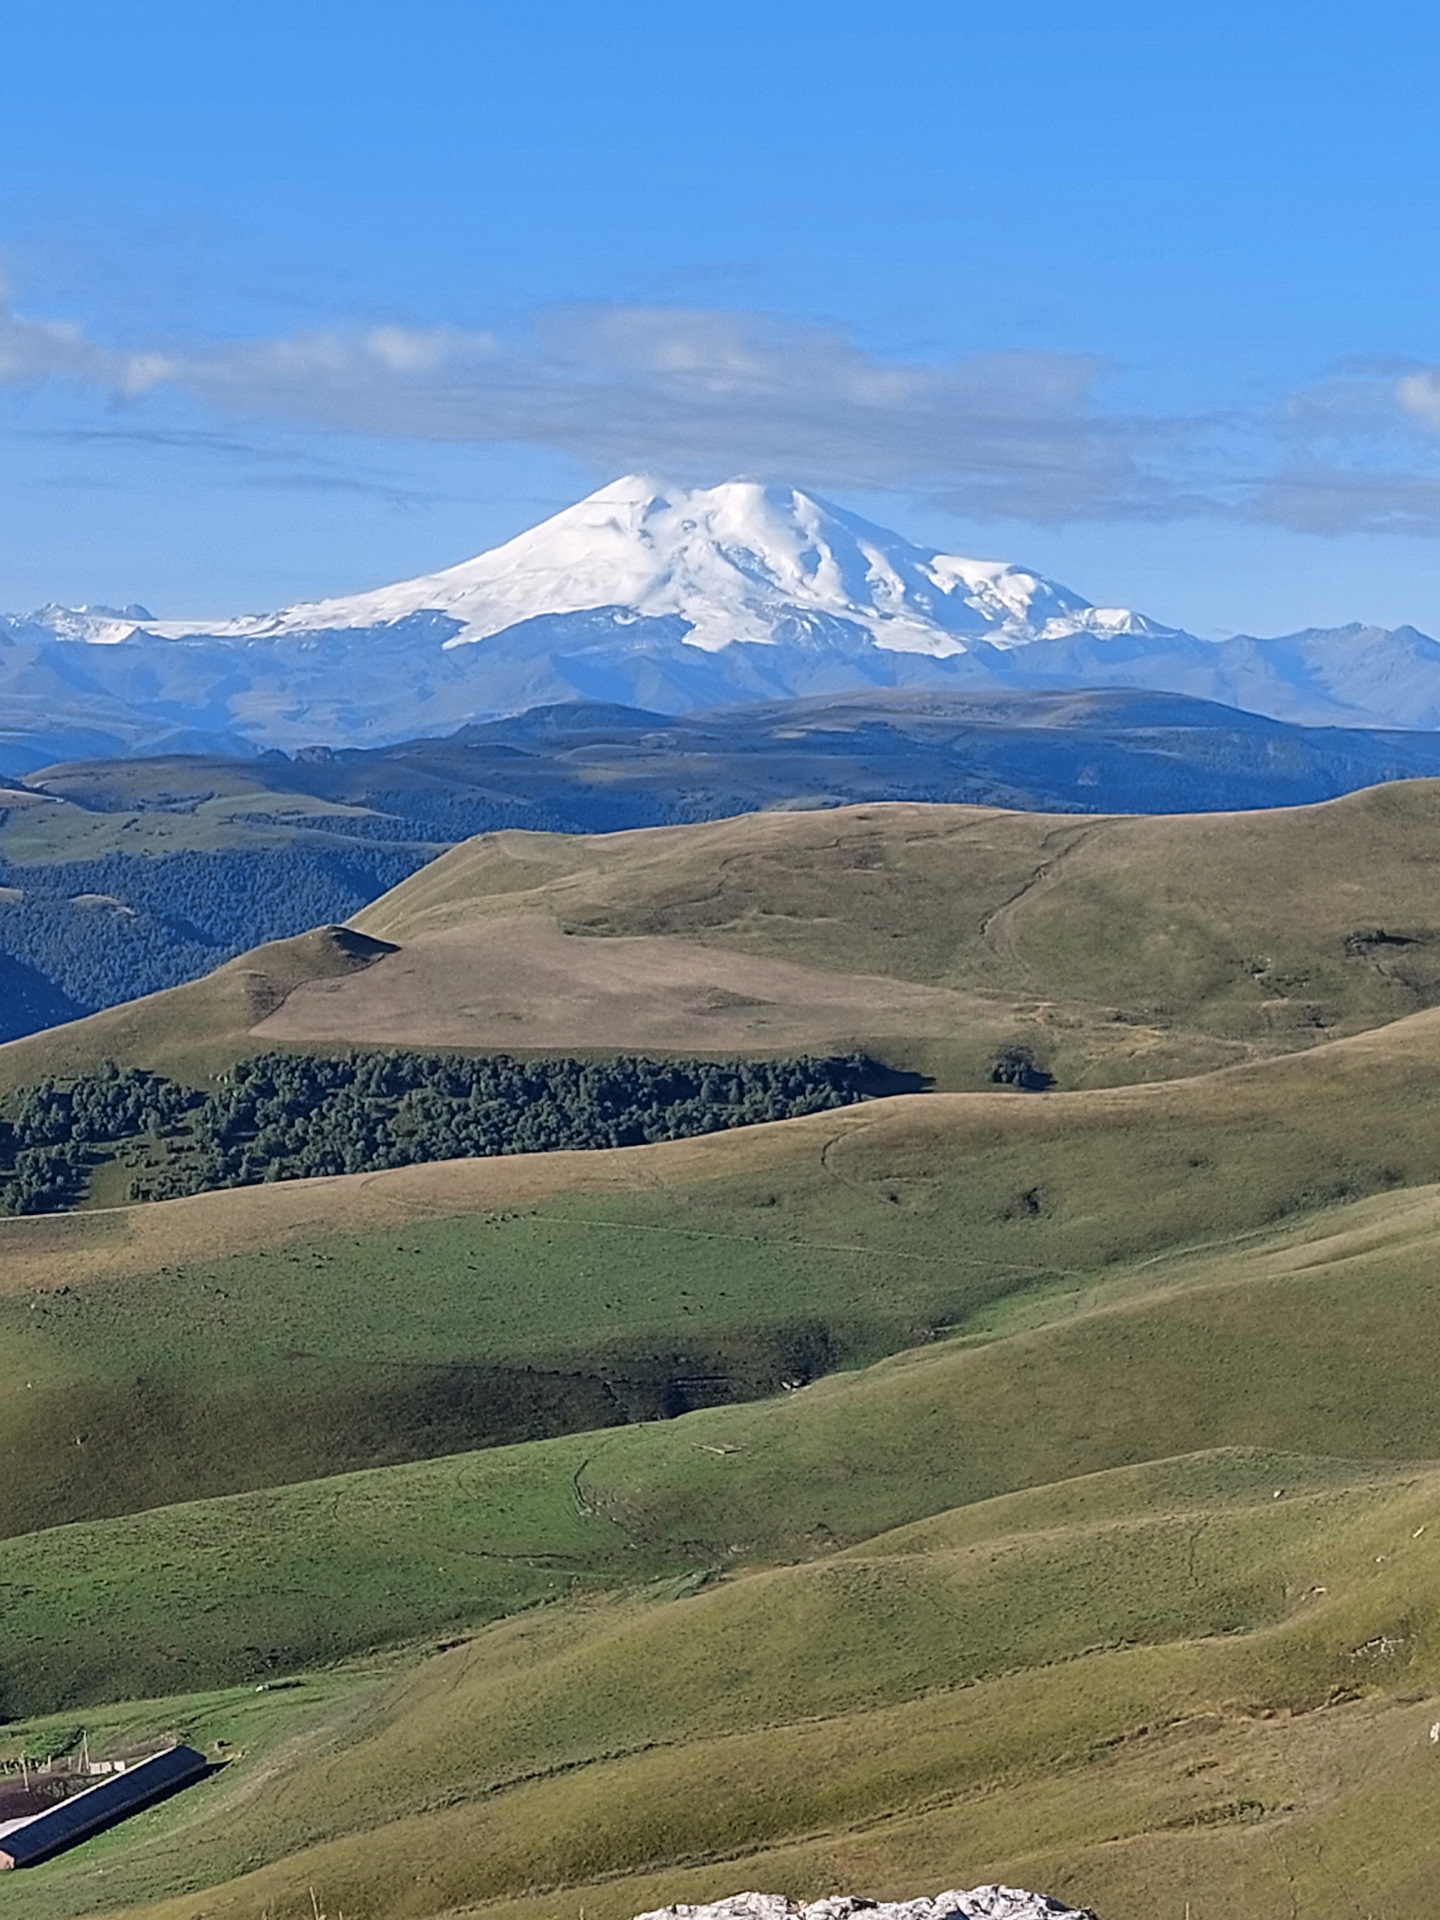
[8,780,1440,1098]
[219,776,1440,1084]
[7,988,1440,1538]
[9,788,1440,1918]
[354,780,1440,1052]
[12,1146,1440,1711]
[11,686,1440,1044]
[6,1417,1440,1915]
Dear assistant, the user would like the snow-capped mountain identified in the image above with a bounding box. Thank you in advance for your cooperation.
[23,603,158,645]
[82,476,1174,656]
[4,475,1440,769]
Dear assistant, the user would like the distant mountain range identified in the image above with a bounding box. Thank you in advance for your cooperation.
[183,688,1440,820]
[8,476,1440,771]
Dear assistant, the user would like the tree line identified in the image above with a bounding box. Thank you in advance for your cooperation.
[0,1050,874,1214]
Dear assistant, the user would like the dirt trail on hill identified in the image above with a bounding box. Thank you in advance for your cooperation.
[251,917,993,1053]
[978,823,1099,967]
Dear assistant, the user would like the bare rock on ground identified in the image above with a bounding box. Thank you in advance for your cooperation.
[634,1888,1101,1920]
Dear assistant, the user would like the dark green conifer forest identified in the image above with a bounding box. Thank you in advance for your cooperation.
[0,1051,875,1213]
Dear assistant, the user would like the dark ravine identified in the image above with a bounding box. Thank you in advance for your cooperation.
[0,1328,849,1542]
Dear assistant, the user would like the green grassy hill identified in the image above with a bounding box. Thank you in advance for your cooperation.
[356,781,1440,1058]
[8,782,1440,1094]
[12,1153,1440,1710]
[8,987,1440,1539]
[5,1155,1440,1915]
[6,1438,1440,1917]
[8,790,1440,1918]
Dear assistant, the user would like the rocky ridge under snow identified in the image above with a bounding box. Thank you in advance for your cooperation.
[632,1889,1099,1920]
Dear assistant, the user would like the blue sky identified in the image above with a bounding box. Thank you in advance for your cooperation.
[6,0,1440,635]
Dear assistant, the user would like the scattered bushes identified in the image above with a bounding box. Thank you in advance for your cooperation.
[989,1046,1054,1092]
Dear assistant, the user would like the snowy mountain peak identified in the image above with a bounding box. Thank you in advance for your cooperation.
[26,602,155,644]
[151,475,1169,659]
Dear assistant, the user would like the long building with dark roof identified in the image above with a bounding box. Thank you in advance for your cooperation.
[0,1744,209,1869]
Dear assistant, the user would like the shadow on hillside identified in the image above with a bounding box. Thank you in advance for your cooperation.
[856,1061,930,1097]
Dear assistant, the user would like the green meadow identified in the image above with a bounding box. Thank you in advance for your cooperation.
[10,969,1440,1540]
[5,1429,1440,1920]
[9,1151,1440,1712]
[7,792,1440,1918]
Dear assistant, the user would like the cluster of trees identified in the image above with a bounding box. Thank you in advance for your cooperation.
[0,1050,873,1213]
[2,1144,89,1213]
[6,1061,199,1146]
[149,1049,873,1198]
[0,1063,198,1214]
[0,846,427,1020]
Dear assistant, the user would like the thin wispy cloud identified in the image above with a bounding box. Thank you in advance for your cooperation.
[20,419,436,508]
[7,293,1440,534]
[1246,466,1440,539]
[0,302,116,387]
[115,307,1169,522]
[1251,358,1440,534]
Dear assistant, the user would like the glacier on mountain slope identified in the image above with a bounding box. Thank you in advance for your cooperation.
[6,474,1440,761]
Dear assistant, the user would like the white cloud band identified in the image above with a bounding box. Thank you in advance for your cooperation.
[7,295,1440,533]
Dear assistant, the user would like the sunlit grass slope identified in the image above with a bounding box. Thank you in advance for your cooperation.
[12,1164,1440,1717]
[357,782,1440,1061]
[7,1442,1440,1920]
[4,1107,1440,1912]
[8,782,1440,1090]
[9,996,1440,1537]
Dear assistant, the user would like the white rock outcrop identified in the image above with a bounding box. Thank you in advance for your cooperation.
[634,1888,1099,1920]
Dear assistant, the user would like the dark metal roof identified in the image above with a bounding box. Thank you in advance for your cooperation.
[0,1745,209,1869]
